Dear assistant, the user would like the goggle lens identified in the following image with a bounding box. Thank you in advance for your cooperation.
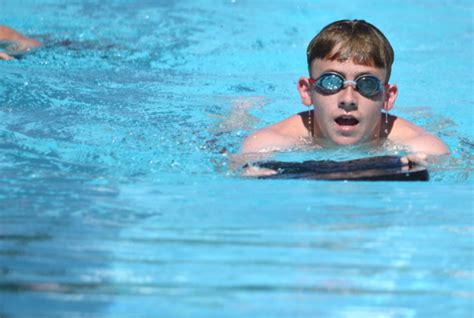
[356,76,381,96]
[318,74,344,92]
[314,73,383,97]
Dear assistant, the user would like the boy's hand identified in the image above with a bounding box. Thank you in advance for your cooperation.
[242,164,278,177]
[401,153,428,167]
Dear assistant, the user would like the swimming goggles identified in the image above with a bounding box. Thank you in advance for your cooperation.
[309,72,385,98]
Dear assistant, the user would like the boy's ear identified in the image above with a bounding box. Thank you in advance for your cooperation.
[384,84,398,111]
[297,76,313,106]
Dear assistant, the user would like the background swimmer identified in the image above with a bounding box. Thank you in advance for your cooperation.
[0,25,41,60]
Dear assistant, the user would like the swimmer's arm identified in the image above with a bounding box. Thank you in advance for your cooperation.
[239,116,307,176]
[403,133,450,156]
[397,133,448,167]
[242,129,295,154]
[390,117,449,163]
[0,25,41,60]
[241,114,308,154]
[393,129,449,168]
[235,129,289,176]
[235,128,293,176]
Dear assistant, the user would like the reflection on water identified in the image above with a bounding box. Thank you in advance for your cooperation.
[2,180,472,317]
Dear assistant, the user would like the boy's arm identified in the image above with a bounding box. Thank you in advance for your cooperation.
[236,130,290,177]
[242,129,294,154]
[241,114,308,154]
[238,115,308,176]
[390,116,449,161]
[401,133,449,156]
[0,25,41,60]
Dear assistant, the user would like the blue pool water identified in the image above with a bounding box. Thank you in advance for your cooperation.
[1,1,473,317]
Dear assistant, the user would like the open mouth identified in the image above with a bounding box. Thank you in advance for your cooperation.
[335,115,359,126]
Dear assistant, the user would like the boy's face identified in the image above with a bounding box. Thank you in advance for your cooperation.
[302,58,396,146]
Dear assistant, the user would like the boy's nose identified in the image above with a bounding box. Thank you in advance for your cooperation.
[338,85,358,112]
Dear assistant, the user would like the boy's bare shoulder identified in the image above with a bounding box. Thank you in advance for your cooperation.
[390,116,449,155]
[242,113,308,153]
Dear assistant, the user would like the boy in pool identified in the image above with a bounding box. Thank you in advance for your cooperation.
[240,19,448,175]
[0,25,41,60]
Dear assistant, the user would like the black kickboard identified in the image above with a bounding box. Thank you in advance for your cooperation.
[255,155,429,181]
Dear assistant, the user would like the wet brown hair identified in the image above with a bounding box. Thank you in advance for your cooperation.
[307,19,394,82]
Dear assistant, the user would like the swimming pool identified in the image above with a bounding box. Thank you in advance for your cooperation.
[1,0,473,317]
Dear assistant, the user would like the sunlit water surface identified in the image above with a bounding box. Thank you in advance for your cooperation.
[0,1,473,317]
